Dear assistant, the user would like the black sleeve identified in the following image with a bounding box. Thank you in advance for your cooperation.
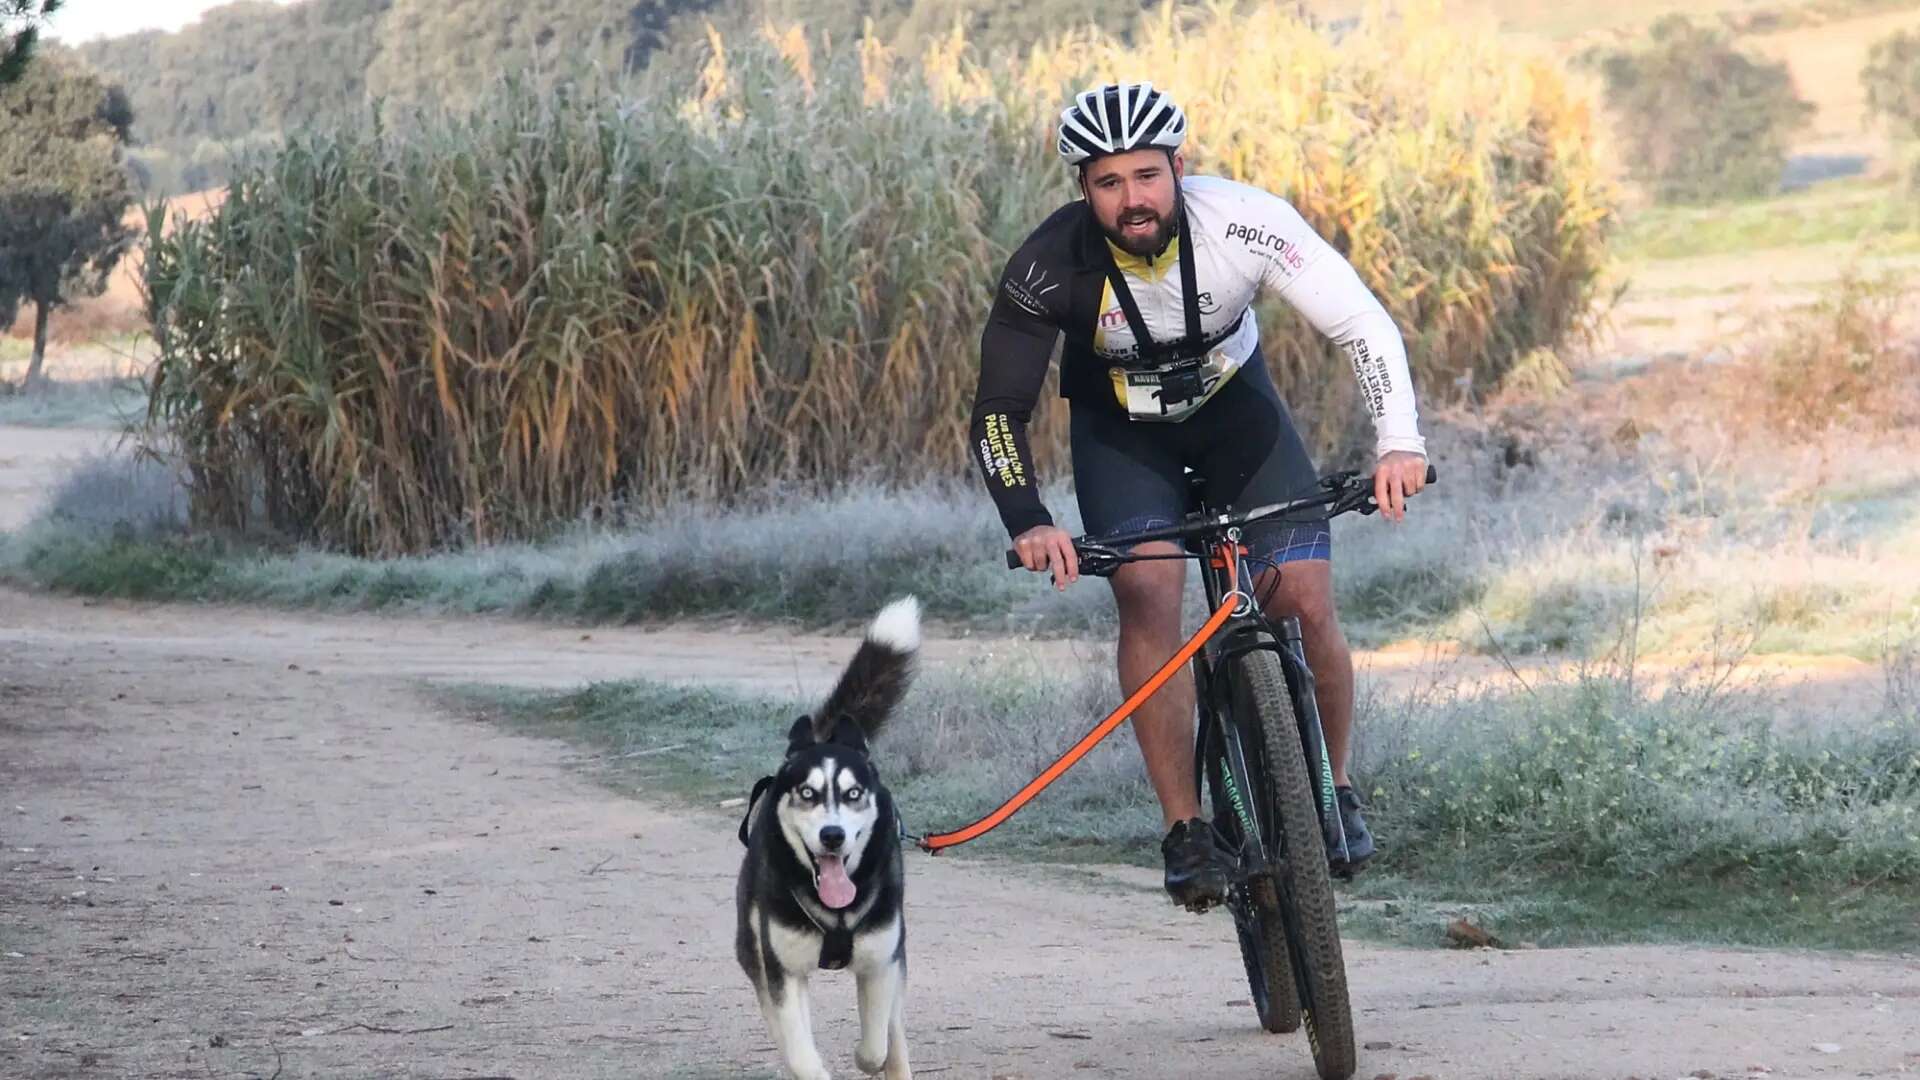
[969,258,1062,540]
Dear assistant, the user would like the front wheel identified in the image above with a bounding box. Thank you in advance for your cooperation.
[1230,647,1356,1080]
[1205,731,1301,1034]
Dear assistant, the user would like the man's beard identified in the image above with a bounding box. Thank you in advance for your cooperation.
[1104,205,1177,257]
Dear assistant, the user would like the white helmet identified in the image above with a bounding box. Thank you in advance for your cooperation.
[1056,81,1188,168]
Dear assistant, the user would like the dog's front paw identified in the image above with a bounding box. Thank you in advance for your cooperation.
[854,1041,887,1075]
[791,1063,833,1080]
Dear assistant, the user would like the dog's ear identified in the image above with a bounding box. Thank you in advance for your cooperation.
[738,775,775,847]
[793,712,871,754]
[822,714,870,754]
[785,714,816,755]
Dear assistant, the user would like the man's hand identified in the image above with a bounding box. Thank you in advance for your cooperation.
[1012,524,1080,591]
[1373,450,1428,523]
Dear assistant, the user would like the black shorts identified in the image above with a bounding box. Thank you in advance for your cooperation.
[1069,353,1331,565]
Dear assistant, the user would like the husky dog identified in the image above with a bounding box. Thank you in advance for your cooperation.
[735,596,919,1080]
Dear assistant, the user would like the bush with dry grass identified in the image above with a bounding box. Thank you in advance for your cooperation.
[1743,269,1920,439]
[140,3,1614,555]
[1403,275,1920,663]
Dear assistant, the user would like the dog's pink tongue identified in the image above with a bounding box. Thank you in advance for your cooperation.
[815,854,856,910]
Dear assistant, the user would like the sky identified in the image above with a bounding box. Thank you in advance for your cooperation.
[43,0,301,45]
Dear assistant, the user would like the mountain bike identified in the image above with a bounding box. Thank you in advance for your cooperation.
[1005,466,1434,1080]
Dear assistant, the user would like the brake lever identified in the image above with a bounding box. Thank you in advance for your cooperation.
[1319,469,1361,492]
[1325,480,1377,518]
[1075,544,1124,578]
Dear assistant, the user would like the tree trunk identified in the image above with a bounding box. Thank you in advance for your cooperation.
[24,299,49,393]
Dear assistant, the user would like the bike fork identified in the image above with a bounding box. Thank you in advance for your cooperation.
[1274,615,1350,868]
[1194,657,1269,889]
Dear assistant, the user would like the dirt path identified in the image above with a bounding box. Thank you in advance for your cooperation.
[4,588,1916,1080]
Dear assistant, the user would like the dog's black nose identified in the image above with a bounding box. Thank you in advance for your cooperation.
[819,825,845,851]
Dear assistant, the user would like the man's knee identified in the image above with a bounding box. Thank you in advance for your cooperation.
[1261,562,1339,633]
[1110,545,1185,638]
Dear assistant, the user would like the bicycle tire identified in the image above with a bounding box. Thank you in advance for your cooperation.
[1206,743,1302,1034]
[1230,647,1356,1080]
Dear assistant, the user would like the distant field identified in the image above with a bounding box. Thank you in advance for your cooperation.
[1746,5,1920,148]
[1308,0,1919,40]
[1304,0,1918,178]
[1615,177,1920,262]
[1601,174,1920,356]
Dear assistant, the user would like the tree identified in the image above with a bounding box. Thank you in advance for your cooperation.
[1863,29,1920,139]
[0,53,137,390]
[889,0,1151,54]
[1595,15,1814,203]
[363,0,644,111]
[2,0,61,84]
[77,0,391,188]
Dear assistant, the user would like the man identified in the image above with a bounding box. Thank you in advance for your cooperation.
[969,82,1428,908]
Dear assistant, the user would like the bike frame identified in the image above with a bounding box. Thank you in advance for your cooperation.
[1185,522,1350,890]
[922,466,1431,857]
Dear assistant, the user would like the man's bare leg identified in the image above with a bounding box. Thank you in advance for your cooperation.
[1257,557,1375,865]
[1110,541,1200,826]
[1256,559,1355,785]
[1109,541,1231,902]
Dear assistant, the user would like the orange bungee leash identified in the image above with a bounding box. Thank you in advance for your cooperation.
[912,553,1239,854]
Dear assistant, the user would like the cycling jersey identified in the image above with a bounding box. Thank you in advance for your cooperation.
[970,174,1425,538]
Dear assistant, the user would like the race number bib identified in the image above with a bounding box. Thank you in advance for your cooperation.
[1109,347,1245,422]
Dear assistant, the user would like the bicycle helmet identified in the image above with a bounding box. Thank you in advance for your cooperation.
[1056,81,1188,168]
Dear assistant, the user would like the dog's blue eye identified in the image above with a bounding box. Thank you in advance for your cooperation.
[846,786,864,801]
[799,786,817,801]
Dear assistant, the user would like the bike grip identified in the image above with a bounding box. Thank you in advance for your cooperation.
[1005,548,1023,570]
[1426,464,1438,484]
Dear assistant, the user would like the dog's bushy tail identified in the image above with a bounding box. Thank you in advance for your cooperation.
[814,595,919,742]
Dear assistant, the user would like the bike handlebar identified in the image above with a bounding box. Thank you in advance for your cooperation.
[1004,465,1437,572]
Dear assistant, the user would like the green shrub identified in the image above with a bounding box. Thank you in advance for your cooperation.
[1595,15,1814,204]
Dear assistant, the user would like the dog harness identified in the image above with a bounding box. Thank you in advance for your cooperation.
[740,775,858,971]
[789,888,856,971]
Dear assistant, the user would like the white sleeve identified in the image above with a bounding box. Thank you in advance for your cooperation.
[1252,196,1427,460]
